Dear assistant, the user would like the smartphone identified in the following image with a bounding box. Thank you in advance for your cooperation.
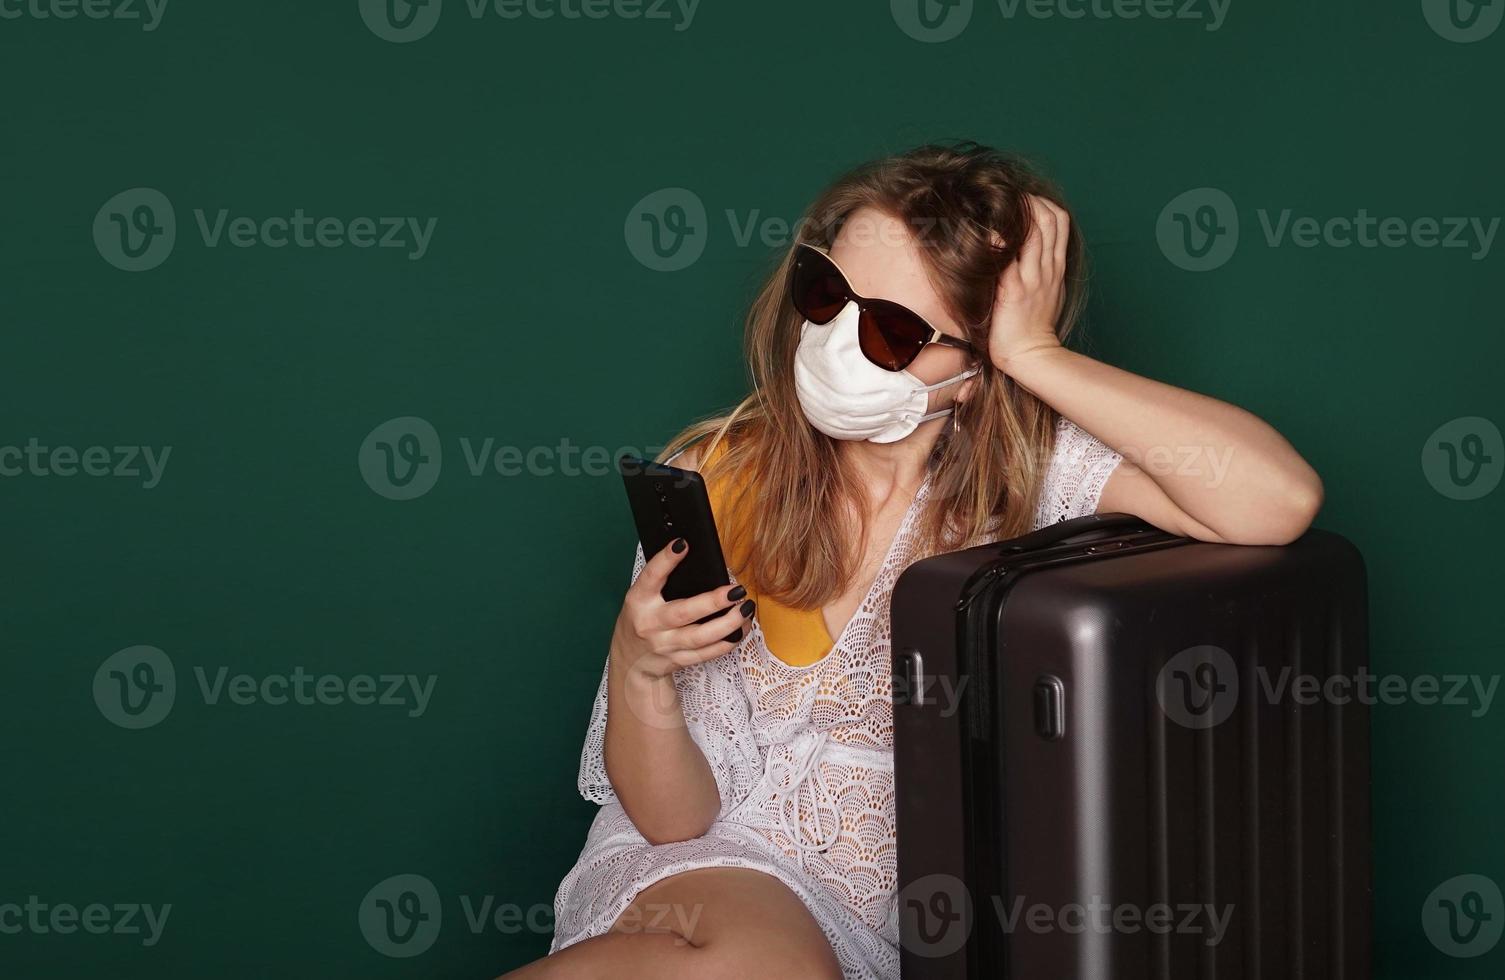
[618,453,742,643]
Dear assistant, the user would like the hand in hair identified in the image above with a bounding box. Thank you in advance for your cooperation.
[986,194,1071,375]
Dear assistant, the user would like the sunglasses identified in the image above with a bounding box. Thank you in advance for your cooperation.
[789,243,975,372]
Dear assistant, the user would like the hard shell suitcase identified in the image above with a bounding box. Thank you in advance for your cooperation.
[890,514,1371,979]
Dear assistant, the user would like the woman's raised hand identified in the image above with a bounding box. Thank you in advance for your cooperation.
[987,193,1071,375]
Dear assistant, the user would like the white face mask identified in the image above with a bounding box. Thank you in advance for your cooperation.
[793,301,979,445]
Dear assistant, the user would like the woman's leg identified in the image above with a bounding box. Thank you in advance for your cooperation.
[499,867,843,980]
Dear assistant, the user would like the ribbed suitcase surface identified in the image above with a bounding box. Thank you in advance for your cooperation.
[890,516,1371,979]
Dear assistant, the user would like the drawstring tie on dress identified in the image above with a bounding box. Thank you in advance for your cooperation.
[764,730,841,855]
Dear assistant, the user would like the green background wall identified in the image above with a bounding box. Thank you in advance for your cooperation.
[2,0,1501,976]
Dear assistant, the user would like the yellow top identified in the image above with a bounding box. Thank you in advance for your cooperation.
[697,437,834,667]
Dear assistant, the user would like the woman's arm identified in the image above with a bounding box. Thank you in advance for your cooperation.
[984,197,1323,546]
[603,448,755,843]
[603,629,722,844]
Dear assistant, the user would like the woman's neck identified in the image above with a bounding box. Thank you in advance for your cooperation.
[835,415,948,504]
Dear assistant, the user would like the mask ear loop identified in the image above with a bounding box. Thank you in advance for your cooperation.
[912,366,980,427]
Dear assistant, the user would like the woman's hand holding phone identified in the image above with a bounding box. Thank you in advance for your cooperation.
[611,537,756,681]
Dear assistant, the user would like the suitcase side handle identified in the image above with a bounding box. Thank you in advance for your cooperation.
[997,512,1159,554]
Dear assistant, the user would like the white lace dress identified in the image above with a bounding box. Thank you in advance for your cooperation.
[551,419,1122,978]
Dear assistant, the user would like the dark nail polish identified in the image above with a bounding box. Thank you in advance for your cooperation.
[728,585,747,601]
[671,538,687,554]
[739,599,756,618]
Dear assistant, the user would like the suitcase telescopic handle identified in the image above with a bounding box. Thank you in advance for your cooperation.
[996,512,1158,554]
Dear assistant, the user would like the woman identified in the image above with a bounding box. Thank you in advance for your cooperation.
[506,143,1322,978]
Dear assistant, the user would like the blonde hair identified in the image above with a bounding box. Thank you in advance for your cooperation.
[659,142,1087,609]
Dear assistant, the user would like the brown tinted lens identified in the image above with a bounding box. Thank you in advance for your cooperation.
[790,248,849,324]
[862,300,931,371]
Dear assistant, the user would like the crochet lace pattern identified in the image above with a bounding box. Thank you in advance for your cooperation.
[552,418,1122,978]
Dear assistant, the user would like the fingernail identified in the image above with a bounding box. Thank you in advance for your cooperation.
[739,599,756,618]
[728,585,747,601]
[671,538,687,554]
